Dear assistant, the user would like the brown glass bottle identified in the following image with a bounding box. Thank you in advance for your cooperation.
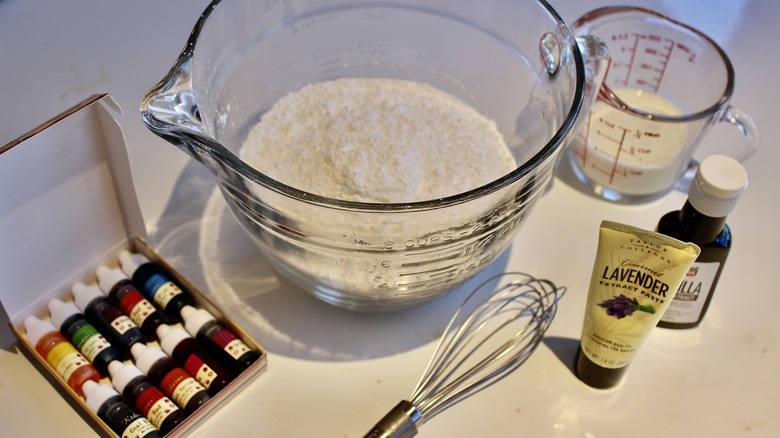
[656,155,747,329]
[656,203,730,329]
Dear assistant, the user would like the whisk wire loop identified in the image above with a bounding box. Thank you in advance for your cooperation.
[364,272,565,438]
[410,273,564,420]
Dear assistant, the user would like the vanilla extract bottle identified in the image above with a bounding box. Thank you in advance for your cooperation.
[656,155,748,329]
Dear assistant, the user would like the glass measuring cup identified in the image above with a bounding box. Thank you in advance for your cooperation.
[567,6,758,203]
[141,0,607,310]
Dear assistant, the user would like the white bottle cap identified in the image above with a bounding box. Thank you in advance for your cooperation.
[23,316,57,346]
[82,380,119,414]
[71,282,103,312]
[109,361,144,394]
[119,250,149,277]
[131,343,167,375]
[96,266,129,293]
[157,324,191,356]
[47,299,81,330]
[181,306,216,337]
[688,155,748,218]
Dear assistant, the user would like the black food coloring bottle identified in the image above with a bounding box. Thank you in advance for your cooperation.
[656,155,748,329]
[82,380,161,438]
[47,298,121,376]
[181,305,260,375]
[72,282,145,359]
[119,251,189,322]
[157,323,235,396]
[96,265,167,340]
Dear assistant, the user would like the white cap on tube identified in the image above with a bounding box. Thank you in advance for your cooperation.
[688,155,748,218]
[96,266,129,293]
[109,361,144,394]
[181,305,216,337]
[119,250,149,277]
[82,380,119,414]
[71,282,103,312]
[47,299,81,329]
[157,324,191,356]
[23,316,57,346]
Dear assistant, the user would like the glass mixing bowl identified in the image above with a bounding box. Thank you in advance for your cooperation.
[141,0,606,310]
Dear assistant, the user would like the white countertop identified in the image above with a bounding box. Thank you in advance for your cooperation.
[2,1,779,437]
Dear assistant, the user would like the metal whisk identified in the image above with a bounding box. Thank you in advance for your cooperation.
[364,272,565,438]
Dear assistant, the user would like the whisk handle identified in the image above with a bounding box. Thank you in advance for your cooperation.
[363,400,422,438]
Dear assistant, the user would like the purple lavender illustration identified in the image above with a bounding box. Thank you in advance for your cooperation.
[598,294,656,319]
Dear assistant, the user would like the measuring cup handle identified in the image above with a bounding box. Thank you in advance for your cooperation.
[574,35,609,134]
[721,105,760,162]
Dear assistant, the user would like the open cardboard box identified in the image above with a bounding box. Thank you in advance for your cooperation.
[0,94,268,437]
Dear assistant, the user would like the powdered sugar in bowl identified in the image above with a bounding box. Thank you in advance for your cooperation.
[141,0,607,310]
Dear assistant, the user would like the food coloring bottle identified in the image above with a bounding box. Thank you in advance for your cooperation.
[72,282,145,359]
[181,305,259,375]
[657,155,748,329]
[108,360,187,434]
[47,299,121,376]
[82,380,162,438]
[119,251,189,322]
[96,266,167,340]
[131,343,210,415]
[157,324,235,395]
[24,316,100,398]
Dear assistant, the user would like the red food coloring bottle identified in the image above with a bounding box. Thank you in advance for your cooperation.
[157,324,235,396]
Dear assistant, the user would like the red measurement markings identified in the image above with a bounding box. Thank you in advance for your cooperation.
[616,33,676,93]
[647,37,675,93]
[591,118,629,184]
[574,110,594,164]
[617,33,640,87]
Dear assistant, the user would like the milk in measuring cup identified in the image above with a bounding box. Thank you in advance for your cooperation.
[575,88,686,195]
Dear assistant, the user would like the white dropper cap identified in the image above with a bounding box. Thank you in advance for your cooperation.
[119,251,149,277]
[180,305,216,337]
[71,282,103,312]
[108,360,144,395]
[96,266,129,293]
[157,324,191,356]
[23,316,57,347]
[82,380,119,414]
[688,155,748,218]
[48,299,81,330]
[131,343,167,375]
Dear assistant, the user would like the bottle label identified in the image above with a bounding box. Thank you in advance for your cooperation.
[122,416,159,438]
[161,369,205,408]
[184,354,217,389]
[47,343,89,382]
[71,324,110,361]
[110,314,138,335]
[145,273,184,309]
[120,290,158,328]
[661,261,720,324]
[212,329,252,360]
[137,387,179,429]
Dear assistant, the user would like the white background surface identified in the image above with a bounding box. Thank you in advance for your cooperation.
[2,0,779,436]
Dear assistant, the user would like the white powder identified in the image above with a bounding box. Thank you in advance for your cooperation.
[239,78,516,203]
